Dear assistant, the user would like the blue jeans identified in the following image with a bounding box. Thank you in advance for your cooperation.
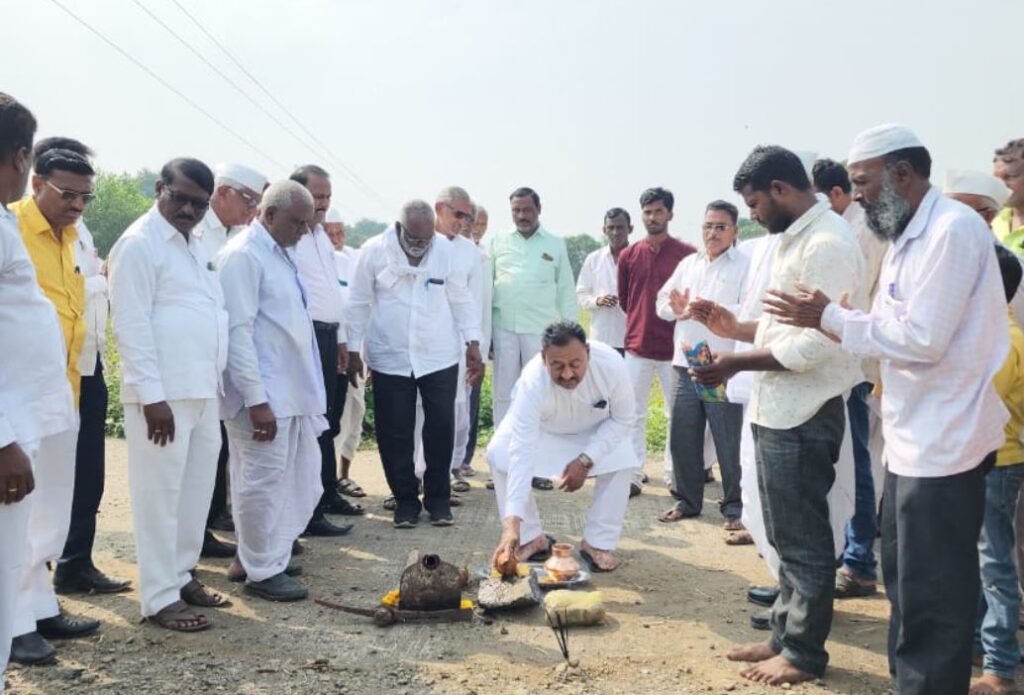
[974,463,1024,680]
[842,382,877,580]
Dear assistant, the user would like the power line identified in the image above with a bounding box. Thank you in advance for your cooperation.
[165,0,394,212]
[128,0,354,215]
[43,0,287,171]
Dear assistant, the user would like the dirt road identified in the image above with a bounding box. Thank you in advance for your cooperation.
[7,440,901,694]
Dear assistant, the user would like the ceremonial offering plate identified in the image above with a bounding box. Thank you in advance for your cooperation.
[475,563,591,589]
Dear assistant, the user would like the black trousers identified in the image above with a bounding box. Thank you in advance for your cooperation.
[373,365,458,518]
[206,423,230,527]
[57,358,108,571]
[463,380,482,466]
[311,323,345,520]
[882,456,990,695]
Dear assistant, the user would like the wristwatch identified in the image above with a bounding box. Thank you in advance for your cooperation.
[578,453,594,470]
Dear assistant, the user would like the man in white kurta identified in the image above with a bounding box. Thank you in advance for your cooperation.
[576,209,629,353]
[109,159,228,630]
[345,201,482,527]
[0,93,78,679]
[413,188,483,490]
[193,162,267,559]
[488,322,637,572]
[218,181,325,602]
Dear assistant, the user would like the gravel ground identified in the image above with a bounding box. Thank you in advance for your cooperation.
[6,439,908,694]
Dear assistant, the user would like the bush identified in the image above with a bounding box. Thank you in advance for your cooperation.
[103,323,124,438]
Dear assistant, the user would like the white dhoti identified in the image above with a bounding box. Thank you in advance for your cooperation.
[125,399,219,617]
[227,413,323,583]
[337,376,366,461]
[1,443,33,689]
[487,426,635,550]
[13,427,78,637]
[739,400,856,579]
[492,329,543,426]
[414,354,470,478]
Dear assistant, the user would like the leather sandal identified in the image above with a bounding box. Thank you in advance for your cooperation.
[148,600,211,632]
[181,579,231,608]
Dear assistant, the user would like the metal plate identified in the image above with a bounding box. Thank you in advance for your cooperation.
[475,563,591,589]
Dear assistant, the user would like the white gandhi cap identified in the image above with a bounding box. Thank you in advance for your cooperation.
[943,169,1011,208]
[213,163,268,193]
[324,207,344,224]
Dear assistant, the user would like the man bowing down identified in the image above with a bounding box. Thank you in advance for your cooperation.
[488,321,637,572]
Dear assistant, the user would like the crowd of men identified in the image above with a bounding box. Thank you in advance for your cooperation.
[2,87,1024,694]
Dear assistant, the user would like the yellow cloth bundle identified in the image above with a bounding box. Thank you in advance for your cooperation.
[543,590,605,626]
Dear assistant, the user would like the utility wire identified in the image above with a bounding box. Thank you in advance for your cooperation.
[44,0,287,171]
[165,0,393,212]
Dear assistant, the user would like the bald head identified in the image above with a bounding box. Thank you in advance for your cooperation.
[260,180,314,247]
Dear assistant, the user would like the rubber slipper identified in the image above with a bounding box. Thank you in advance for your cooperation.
[580,549,618,573]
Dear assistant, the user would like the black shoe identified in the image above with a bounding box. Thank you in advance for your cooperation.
[10,632,57,665]
[209,511,235,532]
[750,609,771,631]
[37,613,100,640]
[303,517,353,537]
[292,539,305,556]
[54,565,131,595]
[747,585,780,608]
[201,531,237,558]
[629,482,642,498]
[531,477,554,491]
[323,493,365,516]
[393,514,419,529]
[429,511,454,527]
[244,573,308,602]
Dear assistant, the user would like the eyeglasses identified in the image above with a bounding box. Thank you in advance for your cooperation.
[229,186,259,209]
[397,222,431,247]
[44,180,96,204]
[442,203,474,222]
[163,186,210,211]
[701,223,733,233]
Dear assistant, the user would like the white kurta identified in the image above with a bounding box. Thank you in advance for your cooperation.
[0,208,76,675]
[487,342,637,548]
[109,206,228,617]
[576,246,626,349]
[218,221,326,581]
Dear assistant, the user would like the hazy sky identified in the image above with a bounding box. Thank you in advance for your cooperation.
[6,0,1022,245]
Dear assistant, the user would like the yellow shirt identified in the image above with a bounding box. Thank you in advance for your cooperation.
[994,208,1024,256]
[10,198,85,407]
[993,314,1024,466]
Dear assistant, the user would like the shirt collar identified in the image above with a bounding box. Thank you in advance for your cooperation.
[249,219,280,252]
[512,225,546,241]
[893,186,939,252]
[197,208,227,237]
[781,200,829,240]
[19,197,79,244]
[696,244,739,263]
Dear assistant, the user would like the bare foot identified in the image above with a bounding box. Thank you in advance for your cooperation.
[516,534,549,562]
[727,641,776,663]
[580,540,621,571]
[740,654,816,686]
[970,673,1016,695]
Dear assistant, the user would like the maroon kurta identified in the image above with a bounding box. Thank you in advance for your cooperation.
[617,236,696,361]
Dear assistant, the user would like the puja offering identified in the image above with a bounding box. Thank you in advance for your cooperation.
[544,543,582,582]
[477,570,542,612]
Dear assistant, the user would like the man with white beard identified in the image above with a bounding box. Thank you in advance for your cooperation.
[219,181,325,601]
[764,124,1009,695]
[346,200,482,527]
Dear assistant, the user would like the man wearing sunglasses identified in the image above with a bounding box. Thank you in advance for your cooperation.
[109,158,230,632]
[194,163,268,561]
[8,141,100,664]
